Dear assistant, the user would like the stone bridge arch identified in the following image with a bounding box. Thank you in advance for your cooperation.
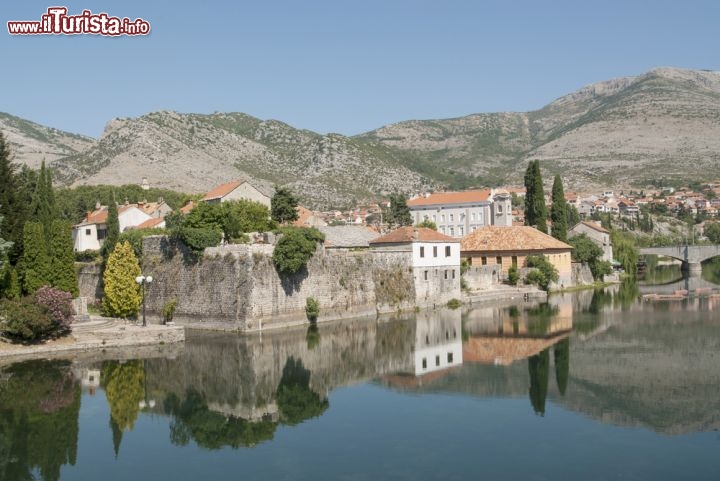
[640,245,720,275]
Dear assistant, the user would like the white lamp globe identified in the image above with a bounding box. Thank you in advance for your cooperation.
[146,276,153,283]
[135,275,144,284]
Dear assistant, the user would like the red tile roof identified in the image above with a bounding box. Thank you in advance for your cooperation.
[578,221,609,234]
[407,190,491,207]
[461,226,572,252]
[180,201,196,214]
[136,217,165,229]
[369,226,458,244]
[202,180,243,201]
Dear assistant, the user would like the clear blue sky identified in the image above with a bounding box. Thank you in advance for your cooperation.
[2,0,719,138]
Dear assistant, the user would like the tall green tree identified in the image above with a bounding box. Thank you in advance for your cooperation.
[528,349,550,416]
[554,338,570,396]
[29,160,57,229]
[271,186,299,224]
[0,215,12,271]
[18,221,51,295]
[524,160,547,233]
[387,193,412,229]
[48,220,78,296]
[102,241,142,318]
[0,132,28,264]
[550,174,568,242]
[101,201,120,260]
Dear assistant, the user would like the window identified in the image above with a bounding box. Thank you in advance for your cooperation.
[449,227,454,236]
[435,355,440,367]
[441,214,445,222]
[496,256,503,266]
[423,215,429,221]
[447,352,454,363]
[444,270,448,279]
[426,335,429,345]
[420,246,425,258]
[424,270,428,281]
[482,257,487,265]
[445,245,451,257]
[459,226,464,236]
[452,269,456,279]
[422,358,427,369]
[433,246,438,257]
[497,203,503,213]
[471,212,476,221]
[432,214,436,221]
[449,214,454,222]
[85,228,91,236]
[512,256,518,267]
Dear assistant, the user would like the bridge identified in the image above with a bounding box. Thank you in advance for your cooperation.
[640,245,720,275]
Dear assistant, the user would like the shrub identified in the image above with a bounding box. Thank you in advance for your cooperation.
[162,298,177,324]
[525,255,559,291]
[446,298,461,309]
[508,265,519,286]
[272,228,325,274]
[174,227,222,258]
[102,241,142,319]
[75,249,102,263]
[0,298,53,341]
[118,228,166,260]
[305,297,320,322]
[35,286,74,334]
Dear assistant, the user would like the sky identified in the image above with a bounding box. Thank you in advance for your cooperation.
[2,0,720,138]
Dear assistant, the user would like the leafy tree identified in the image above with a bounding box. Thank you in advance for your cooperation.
[415,219,437,230]
[525,255,558,291]
[705,223,720,243]
[550,174,568,242]
[183,201,224,232]
[272,227,325,274]
[528,349,550,416]
[48,220,78,296]
[18,221,51,295]
[102,241,142,318]
[566,203,581,228]
[101,201,120,260]
[271,186,299,224]
[569,234,612,280]
[524,160,547,233]
[611,231,638,275]
[172,227,223,259]
[1,265,21,299]
[387,193,412,229]
[221,200,274,238]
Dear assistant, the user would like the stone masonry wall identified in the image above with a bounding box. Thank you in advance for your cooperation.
[76,263,102,300]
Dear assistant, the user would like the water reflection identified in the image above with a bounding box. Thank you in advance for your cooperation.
[0,360,80,481]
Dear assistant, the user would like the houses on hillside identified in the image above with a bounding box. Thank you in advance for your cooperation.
[201,179,271,207]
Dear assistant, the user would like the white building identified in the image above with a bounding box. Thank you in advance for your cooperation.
[72,200,172,252]
[407,189,512,238]
[369,226,460,305]
[202,180,271,208]
[568,221,613,262]
[413,311,463,376]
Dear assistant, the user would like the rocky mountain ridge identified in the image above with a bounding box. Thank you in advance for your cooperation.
[3,67,720,208]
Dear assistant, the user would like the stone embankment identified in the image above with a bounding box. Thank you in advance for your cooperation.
[0,317,184,364]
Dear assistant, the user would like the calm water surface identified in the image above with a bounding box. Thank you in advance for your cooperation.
[2,275,720,480]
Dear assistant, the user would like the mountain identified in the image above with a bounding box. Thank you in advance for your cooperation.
[51,111,430,208]
[0,112,94,169]
[362,67,720,189]
[3,67,720,208]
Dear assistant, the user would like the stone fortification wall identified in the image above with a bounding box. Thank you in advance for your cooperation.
[140,236,419,331]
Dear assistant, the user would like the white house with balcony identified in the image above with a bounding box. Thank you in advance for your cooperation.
[407,189,512,238]
[369,226,460,306]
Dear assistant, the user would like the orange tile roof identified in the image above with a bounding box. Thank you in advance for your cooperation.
[202,180,243,201]
[369,226,458,244]
[407,190,491,207]
[461,226,572,252]
[293,206,313,227]
[180,201,196,214]
[136,217,165,229]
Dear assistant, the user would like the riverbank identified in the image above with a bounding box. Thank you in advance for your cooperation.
[0,316,185,364]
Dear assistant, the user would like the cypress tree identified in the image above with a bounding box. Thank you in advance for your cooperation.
[102,201,120,260]
[102,241,142,318]
[49,219,79,296]
[550,174,568,242]
[0,132,26,263]
[554,338,569,396]
[524,160,548,233]
[19,221,51,295]
[30,160,56,229]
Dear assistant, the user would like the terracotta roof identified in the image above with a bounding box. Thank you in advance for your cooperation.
[461,226,572,252]
[136,217,165,229]
[202,180,243,201]
[369,226,458,244]
[180,201,196,214]
[407,190,491,207]
[577,221,609,234]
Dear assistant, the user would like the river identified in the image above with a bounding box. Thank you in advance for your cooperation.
[1,265,719,480]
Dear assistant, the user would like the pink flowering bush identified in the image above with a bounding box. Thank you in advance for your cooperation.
[35,286,75,334]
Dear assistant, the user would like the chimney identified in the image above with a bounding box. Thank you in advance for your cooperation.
[413,228,419,240]
[95,201,101,210]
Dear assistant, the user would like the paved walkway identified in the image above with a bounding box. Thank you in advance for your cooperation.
[0,316,185,364]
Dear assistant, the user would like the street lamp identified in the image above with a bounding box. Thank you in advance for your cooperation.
[135,274,153,327]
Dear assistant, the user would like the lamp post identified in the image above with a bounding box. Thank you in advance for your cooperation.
[135,274,153,327]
